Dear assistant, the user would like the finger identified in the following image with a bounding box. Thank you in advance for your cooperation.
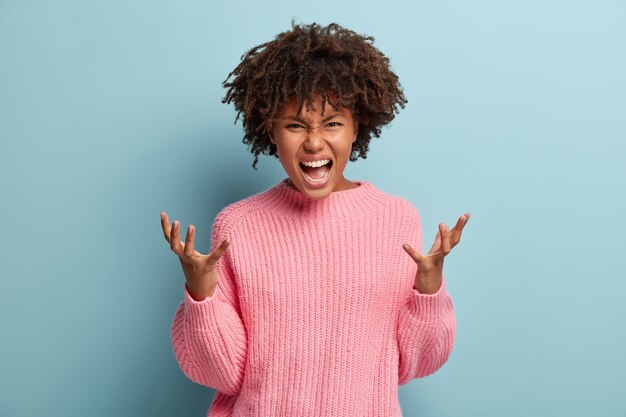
[452,214,467,231]
[428,229,442,254]
[161,212,172,243]
[457,212,470,231]
[451,212,471,245]
[448,215,464,246]
[402,243,424,265]
[210,239,230,260]
[170,220,185,255]
[207,239,231,266]
[183,225,196,257]
[448,213,468,235]
[440,223,451,254]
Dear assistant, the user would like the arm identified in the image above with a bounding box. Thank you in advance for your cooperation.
[397,275,456,384]
[170,212,247,395]
[397,205,457,384]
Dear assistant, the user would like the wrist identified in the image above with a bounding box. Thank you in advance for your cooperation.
[186,282,216,301]
[414,276,442,294]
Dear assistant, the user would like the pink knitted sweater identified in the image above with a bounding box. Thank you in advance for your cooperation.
[170,178,456,416]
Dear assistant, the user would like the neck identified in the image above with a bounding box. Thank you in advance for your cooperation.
[286,177,359,193]
[265,178,390,221]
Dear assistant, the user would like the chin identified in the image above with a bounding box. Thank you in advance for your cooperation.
[288,174,337,199]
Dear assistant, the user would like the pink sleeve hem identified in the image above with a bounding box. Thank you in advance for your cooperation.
[182,282,221,331]
[412,275,446,297]
[184,282,217,304]
[408,275,451,322]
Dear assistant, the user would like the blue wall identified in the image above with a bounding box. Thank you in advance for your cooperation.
[1,1,625,416]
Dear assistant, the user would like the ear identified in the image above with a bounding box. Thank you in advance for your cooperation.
[270,116,285,144]
[268,125,276,144]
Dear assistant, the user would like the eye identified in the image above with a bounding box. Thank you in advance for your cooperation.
[327,122,343,127]
[286,123,304,129]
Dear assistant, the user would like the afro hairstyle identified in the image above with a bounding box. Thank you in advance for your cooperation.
[221,20,408,170]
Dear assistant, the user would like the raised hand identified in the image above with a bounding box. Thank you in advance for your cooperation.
[160,211,230,301]
[402,213,470,294]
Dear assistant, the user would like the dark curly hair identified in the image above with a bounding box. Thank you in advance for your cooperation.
[221,20,408,170]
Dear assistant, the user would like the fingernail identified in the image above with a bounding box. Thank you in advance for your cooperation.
[403,244,409,250]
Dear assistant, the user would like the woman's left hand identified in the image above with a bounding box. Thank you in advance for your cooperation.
[402,212,471,294]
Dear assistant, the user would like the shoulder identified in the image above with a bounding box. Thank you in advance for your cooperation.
[396,196,421,220]
[211,186,275,237]
[393,196,422,231]
[371,184,421,220]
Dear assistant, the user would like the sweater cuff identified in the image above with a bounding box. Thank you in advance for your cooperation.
[182,282,221,331]
[409,275,449,323]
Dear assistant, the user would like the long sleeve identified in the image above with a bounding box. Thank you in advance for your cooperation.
[167,179,461,416]
[170,211,248,395]
[397,206,457,385]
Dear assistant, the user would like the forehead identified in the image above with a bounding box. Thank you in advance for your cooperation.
[280,94,352,118]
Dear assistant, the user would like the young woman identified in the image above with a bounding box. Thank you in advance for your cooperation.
[161,21,470,416]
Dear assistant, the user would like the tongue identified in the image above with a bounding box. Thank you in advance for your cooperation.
[301,163,331,180]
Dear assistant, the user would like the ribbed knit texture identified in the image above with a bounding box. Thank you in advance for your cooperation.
[170,178,456,417]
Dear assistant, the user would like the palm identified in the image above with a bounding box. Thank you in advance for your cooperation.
[403,212,470,294]
[178,251,219,275]
[160,211,231,299]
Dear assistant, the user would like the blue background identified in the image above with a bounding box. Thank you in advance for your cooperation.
[1,1,625,416]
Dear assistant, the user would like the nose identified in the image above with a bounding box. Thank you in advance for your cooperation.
[303,125,326,152]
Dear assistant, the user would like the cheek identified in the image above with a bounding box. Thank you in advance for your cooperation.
[336,138,355,155]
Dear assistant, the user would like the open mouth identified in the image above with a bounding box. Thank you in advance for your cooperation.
[299,160,333,183]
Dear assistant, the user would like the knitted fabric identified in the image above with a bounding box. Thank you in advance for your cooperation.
[171,178,456,416]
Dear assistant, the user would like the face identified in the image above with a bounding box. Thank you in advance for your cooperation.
[269,93,359,200]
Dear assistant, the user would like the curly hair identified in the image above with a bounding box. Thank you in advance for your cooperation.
[221,20,408,170]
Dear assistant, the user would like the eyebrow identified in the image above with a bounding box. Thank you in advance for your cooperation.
[281,113,343,123]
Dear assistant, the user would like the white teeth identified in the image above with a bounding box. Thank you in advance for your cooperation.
[302,166,332,183]
[301,159,331,168]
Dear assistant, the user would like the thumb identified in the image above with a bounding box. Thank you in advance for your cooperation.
[402,243,423,264]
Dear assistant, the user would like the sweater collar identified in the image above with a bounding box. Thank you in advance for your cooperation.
[262,177,391,220]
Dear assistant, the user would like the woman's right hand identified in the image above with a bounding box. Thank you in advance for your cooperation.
[161,211,230,301]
